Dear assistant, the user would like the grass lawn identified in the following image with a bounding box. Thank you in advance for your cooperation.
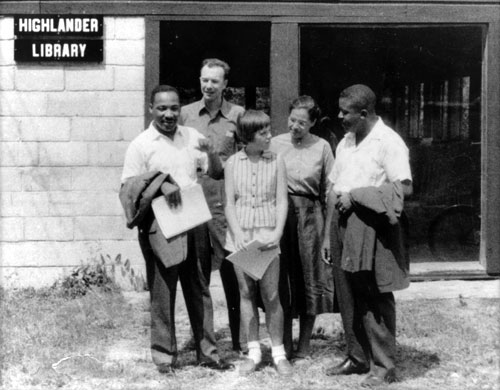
[1,285,498,390]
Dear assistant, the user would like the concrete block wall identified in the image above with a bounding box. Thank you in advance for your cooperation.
[0,16,146,289]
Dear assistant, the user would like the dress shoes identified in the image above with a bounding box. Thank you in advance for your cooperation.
[361,368,397,387]
[238,358,256,375]
[274,359,293,377]
[199,359,235,371]
[157,363,175,375]
[325,357,370,376]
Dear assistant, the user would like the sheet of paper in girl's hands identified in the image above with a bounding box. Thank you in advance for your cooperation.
[152,183,212,239]
[226,240,279,280]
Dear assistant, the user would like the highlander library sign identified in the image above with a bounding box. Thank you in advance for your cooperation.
[14,15,103,62]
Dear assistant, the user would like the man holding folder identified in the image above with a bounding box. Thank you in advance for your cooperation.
[120,85,233,374]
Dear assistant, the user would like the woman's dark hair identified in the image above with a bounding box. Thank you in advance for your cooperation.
[289,95,321,123]
[237,109,271,144]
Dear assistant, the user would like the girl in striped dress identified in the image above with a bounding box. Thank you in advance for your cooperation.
[224,110,291,376]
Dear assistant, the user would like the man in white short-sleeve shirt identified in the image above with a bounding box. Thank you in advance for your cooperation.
[121,85,233,374]
[323,84,412,387]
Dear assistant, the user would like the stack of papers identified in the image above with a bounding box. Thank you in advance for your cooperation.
[227,239,279,280]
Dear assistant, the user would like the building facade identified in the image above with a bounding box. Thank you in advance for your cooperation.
[1,0,499,288]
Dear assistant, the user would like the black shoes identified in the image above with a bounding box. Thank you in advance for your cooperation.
[157,363,175,375]
[361,368,397,387]
[325,357,370,376]
[199,359,235,371]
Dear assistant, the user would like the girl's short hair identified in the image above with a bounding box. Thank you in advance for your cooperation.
[289,95,321,123]
[237,110,271,144]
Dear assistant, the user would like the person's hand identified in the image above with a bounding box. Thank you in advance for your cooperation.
[161,182,181,208]
[196,138,215,154]
[320,236,332,265]
[258,230,281,251]
[233,230,249,252]
[336,192,352,214]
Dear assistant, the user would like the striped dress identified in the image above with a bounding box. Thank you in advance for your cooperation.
[225,149,279,251]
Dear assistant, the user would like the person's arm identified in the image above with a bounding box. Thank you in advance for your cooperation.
[197,138,223,180]
[224,157,248,252]
[320,188,336,264]
[262,154,288,249]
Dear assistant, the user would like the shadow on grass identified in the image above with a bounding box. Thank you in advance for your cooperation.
[397,344,440,380]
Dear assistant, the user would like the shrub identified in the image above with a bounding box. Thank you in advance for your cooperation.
[57,257,117,298]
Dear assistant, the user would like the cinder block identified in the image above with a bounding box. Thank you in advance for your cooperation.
[0,40,14,66]
[88,142,129,166]
[71,117,122,141]
[72,117,144,141]
[0,168,23,191]
[119,117,143,141]
[65,67,114,91]
[45,92,101,117]
[0,217,24,241]
[0,239,140,267]
[15,68,64,91]
[1,267,68,289]
[74,215,135,240]
[0,66,14,90]
[113,18,145,40]
[0,117,21,141]
[48,191,123,216]
[21,167,72,191]
[103,17,115,40]
[71,167,121,190]
[105,40,144,66]
[39,142,88,166]
[0,142,39,167]
[24,216,74,241]
[19,117,71,141]
[0,91,48,116]
[1,192,50,217]
[114,66,144,91]
[97,91,144,116]
[0,17,14,40]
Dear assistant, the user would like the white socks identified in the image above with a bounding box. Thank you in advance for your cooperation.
[247,341,262,364]
[247,342,287,364]
[271,344,287,364]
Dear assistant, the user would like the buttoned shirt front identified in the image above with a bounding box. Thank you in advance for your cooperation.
[227,149,278,229]
[121,122,208,188]
[180,98,244,161]
[329,118,412,193]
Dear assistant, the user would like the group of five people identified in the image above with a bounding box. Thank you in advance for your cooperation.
[120,58,412,388]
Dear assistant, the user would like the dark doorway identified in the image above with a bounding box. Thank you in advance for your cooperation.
[160,21,271,111]
[300,25,484,263]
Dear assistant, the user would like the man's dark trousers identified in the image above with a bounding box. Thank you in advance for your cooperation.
[346,270,396,373]
[140,224,219,366]
[200,175,241,351]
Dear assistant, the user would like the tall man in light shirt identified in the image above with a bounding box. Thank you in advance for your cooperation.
[322,84,412,387]
[180,58,245,353]
[121,85,233,373]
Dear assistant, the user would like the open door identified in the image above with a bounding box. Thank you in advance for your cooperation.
[300,25,484,265]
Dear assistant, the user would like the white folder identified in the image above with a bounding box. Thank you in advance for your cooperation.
[226,239,279,280]
[151,183,212,239]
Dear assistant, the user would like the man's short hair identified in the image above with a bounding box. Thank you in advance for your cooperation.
[289,95,321,123]
[340,84,376,113]
[201,58,231,79]
[237,109,270,144]
[150,85,179,104]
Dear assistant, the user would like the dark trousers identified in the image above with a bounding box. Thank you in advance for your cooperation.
[332,264,368,365]
[344,270,396,373]
[140,226,219,366]
[201,175,241,351]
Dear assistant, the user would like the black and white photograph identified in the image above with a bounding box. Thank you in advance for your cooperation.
[0,1,499,389]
